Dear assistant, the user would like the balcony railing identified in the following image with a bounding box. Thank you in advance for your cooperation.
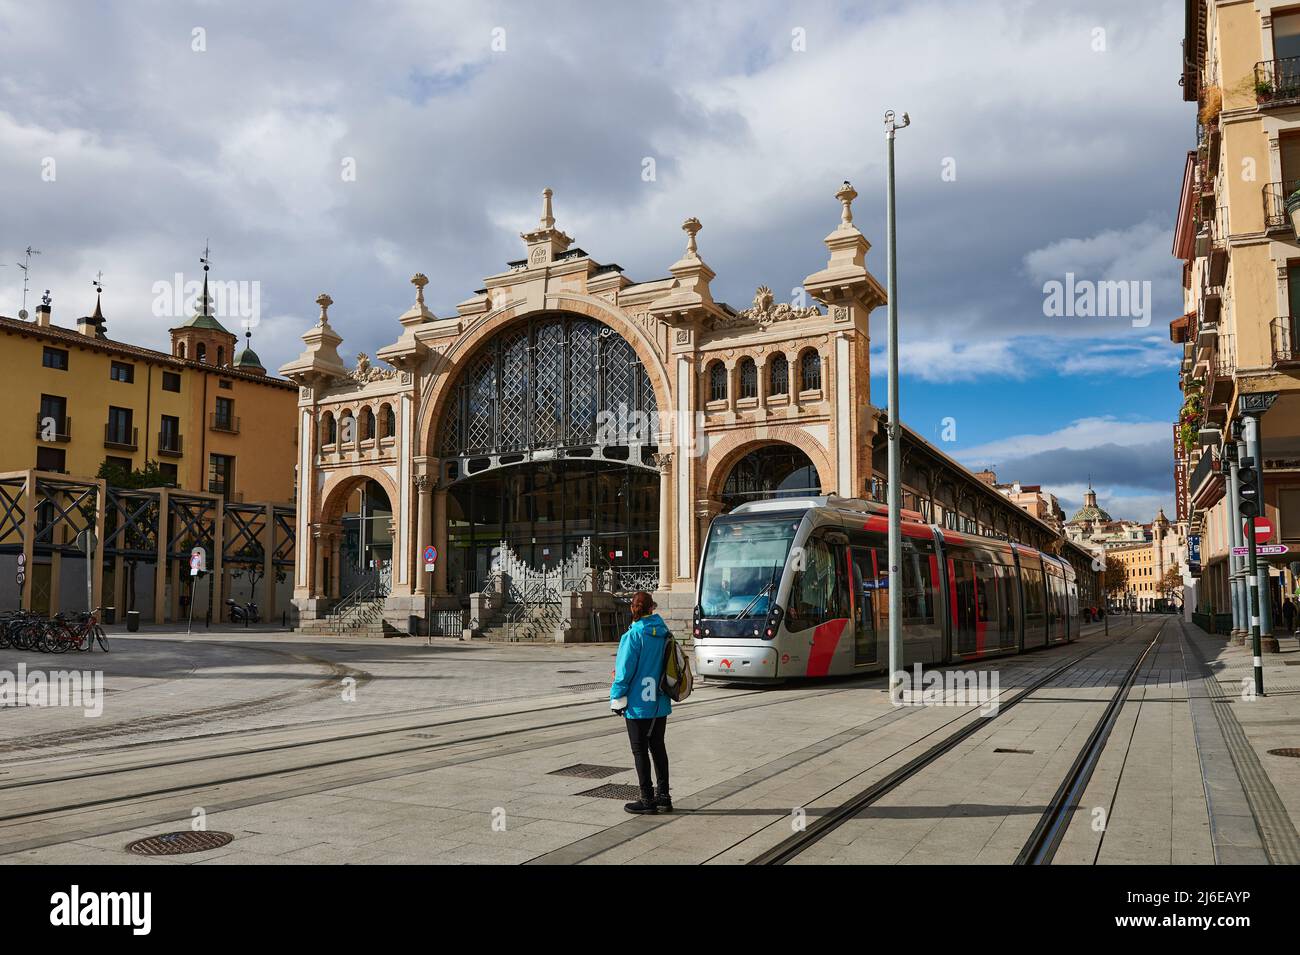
[1255,56,1300,106]
[104,423,138,451]
[35,413,71,442]
[157,431,184,456]
[210,413,240,434]
[1263,179,1300,230]
[1273,316,1300,365]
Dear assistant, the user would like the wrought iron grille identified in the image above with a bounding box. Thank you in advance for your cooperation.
[800,350,822,391]
[441,315,656,460]
[769,354,788,395]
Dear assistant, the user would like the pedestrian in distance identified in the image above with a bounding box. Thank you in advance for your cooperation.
[1284,597,1297,635]
[610,591,673,815]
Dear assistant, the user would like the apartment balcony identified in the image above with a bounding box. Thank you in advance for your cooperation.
[1210,333,1235,404]
[35,413,71,442]
[1272,316,1300,366]
[1263,179,1300,231]
[157,432,184,457]
[104,424,138,451]
[1255,56,1300,107]
[1194,205,1228,286]
[209,413,241,434]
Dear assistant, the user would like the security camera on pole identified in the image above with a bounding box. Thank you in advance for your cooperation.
[885,108,910,703]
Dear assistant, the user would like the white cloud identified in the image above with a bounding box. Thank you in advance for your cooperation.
[955,416,1169,462]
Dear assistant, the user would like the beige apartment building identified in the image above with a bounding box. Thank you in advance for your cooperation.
[1174,0,1300,646]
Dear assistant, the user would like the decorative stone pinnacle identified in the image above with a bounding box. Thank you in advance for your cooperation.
[540,187,555,230]
[411,273,428,306]
[682,217,702,255]
[315,293,333,324]
[836,180,857,225]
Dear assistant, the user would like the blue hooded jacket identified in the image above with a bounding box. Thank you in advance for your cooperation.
[610,613,673,719]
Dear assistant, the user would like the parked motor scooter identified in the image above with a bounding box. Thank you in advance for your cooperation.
[225,598,261,625]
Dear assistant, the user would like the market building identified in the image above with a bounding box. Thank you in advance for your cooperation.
[283,187,1101,638]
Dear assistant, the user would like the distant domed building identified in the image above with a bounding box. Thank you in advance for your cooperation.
[1069,484,1112,524]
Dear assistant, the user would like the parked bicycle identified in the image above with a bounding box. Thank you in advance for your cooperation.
[0,609,109,653]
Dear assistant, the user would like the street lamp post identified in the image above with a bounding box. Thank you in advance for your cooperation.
[885,109,910,702]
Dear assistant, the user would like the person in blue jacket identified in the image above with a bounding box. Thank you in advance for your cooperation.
[610,591,673,814]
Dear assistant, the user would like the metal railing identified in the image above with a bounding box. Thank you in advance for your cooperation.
[426,609,467,637]
[157,431,183,456]
[1273,316,1300,365]
[210,413,241,433]
[1263,179,1300,230]
[1255,56,1300,106]
[104,423,138,450]
[35,413,70,441]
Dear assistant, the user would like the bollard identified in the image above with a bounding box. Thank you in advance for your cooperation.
[126,610,140,633]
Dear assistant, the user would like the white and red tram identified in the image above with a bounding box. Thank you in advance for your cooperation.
[692,496,1078,681]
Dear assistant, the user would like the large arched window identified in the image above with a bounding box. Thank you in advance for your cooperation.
[382,404,395,438]
[739,358,758,399]
[721,444,821,511]
[361,408,376,441]
[439,314,657,459]
[800,350,822,391]
[321,411,337,444]
[768,354,788,396]
[708,362,727,402]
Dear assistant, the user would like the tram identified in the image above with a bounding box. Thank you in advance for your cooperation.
[692,495,1078,681]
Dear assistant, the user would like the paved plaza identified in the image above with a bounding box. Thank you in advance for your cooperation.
[0,617,1297,865]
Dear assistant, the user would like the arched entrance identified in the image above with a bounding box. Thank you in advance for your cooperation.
[434,313,662,597]
[719,444,822,512]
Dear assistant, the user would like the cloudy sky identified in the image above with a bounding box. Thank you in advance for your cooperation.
[0,0,1189,521]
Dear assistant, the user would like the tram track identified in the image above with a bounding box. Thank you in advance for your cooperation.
[746,618,1162,865]
[0,619,1137,861]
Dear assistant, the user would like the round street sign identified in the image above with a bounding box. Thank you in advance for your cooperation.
[424,545,437,564]
[1246,517,1273,542]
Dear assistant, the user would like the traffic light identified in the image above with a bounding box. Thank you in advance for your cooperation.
[1238,455,1261,519]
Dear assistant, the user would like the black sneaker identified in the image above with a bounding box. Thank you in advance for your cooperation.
[654,788,673,813]
[623,798,658,815]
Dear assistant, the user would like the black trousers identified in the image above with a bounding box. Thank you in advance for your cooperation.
[625,716,669,795]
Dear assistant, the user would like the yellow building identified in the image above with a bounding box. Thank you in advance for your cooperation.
[1174,0,1300,647]
[0,288,297,503]
[1110,542,1161,611]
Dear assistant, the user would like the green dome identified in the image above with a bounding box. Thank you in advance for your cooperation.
[234,346,264,370]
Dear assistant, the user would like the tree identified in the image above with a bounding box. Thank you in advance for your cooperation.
[1158,566,1184,608]
[1104,555,1126,599]
[96,458,174,490]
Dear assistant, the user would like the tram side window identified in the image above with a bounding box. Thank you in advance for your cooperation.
[952,559,978,655]
[1022,566,1046,630]
[900,541,938,631]
[787,537,848,631]
[974,561,1009,648]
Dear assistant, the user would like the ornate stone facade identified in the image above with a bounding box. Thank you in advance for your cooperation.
[279,186,886,631]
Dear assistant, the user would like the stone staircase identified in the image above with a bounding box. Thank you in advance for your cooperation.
[297,588,396,638]
[483,600,569,642]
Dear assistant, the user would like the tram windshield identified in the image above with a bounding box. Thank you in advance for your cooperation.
[699,516,801,618]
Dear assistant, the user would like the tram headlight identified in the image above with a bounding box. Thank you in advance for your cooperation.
[762,605,783,640]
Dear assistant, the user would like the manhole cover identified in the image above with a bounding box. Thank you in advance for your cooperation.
[994,748,1035,755]
[549,763,630,779]
[561,682,608,691]
[126,831,233,856]
[575,783,642,800]
[1268,748,1300,758]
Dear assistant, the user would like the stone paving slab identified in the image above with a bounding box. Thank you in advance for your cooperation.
[4,617,1299,865]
